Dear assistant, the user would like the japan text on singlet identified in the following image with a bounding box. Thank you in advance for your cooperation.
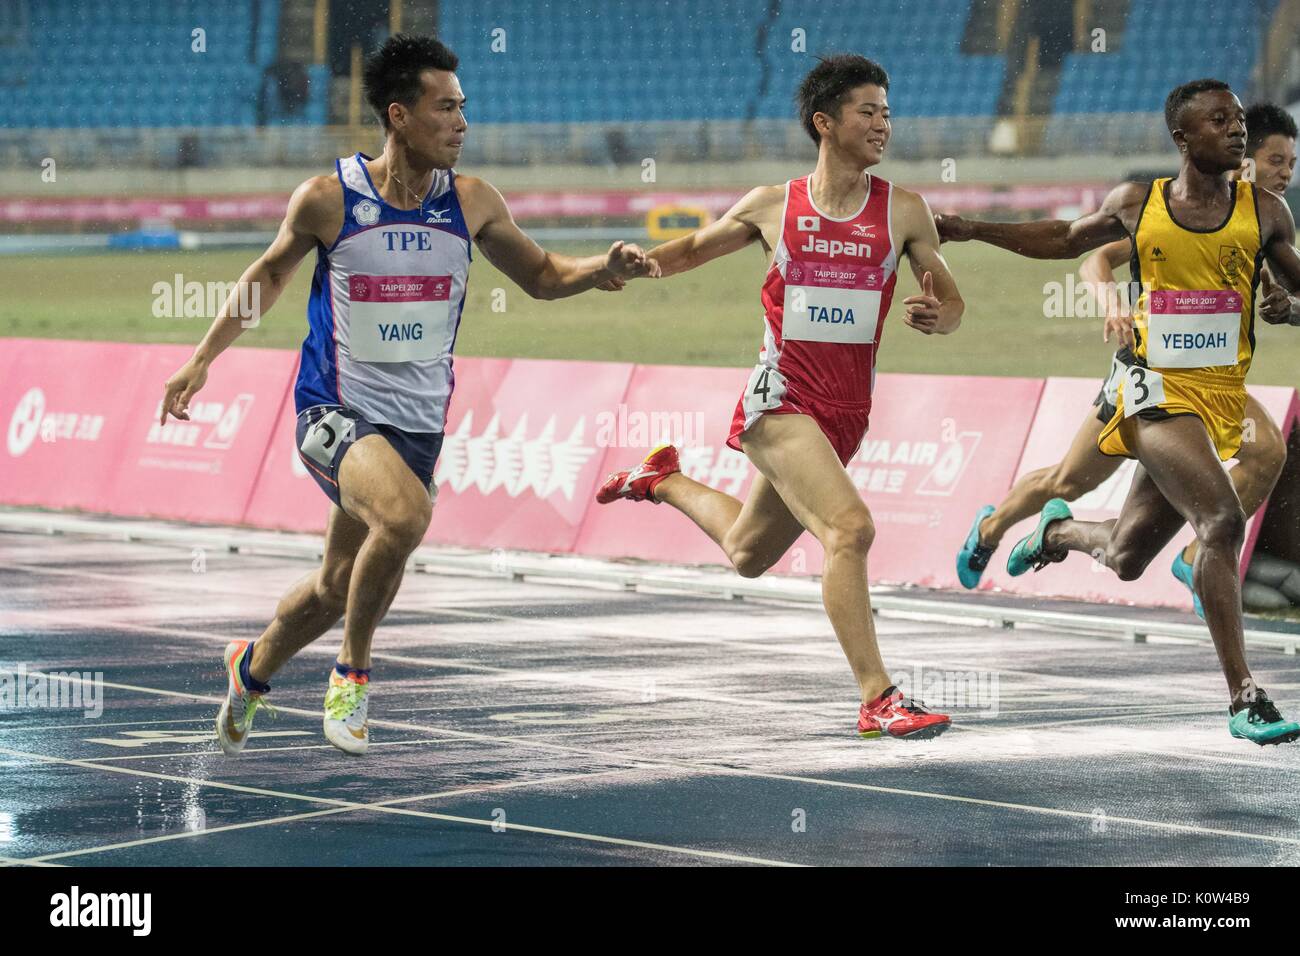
[295,153,472,433]
[754,173,898,406]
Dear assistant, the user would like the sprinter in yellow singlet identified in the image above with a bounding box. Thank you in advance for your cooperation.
[937,79,1300,745]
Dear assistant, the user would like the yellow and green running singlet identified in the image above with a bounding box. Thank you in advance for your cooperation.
[1099,177,1262,461]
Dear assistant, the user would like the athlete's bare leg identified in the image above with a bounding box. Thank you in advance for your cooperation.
[1043,415,1252,703]
[1181,394,1287,564]
[248,435,430,678]
[331,435,433,670]
[653,470,807,578]
[978,410,1120,548]
[656,414,888,701]
[249,505,369,681]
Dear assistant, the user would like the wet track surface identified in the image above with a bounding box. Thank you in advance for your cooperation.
[2,530,1299,866]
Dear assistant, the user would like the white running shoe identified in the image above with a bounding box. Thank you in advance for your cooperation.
[215,640,274,756]
[323,669,370,755]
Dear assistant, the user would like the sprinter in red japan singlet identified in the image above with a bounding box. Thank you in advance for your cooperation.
[729,173,898,464]
[596,55,967,740]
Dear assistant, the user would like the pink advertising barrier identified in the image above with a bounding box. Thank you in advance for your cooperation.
[96,345,296,525]
[423,357,636,553]
[0,339,146,512]
[6,338,1299,614]
[980,378,1299,609]
[574,366,1045,588]
[0,183,1115,225]
[243,355,636,547]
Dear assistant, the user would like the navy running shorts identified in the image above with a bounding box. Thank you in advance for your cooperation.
[295,404,443,512]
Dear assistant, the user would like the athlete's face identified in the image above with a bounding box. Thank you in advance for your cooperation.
[1175,90,1246,173]
[1249,133,1297,194]
[824,84,891,166]
[390,69,467,169]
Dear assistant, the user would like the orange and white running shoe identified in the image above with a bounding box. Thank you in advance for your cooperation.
[858,685,951,740]
[216,640,274,756]
[595,444,681,504]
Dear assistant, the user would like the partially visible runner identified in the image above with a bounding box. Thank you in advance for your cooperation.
[159,35,657,757]
[939,80,1300,745]
[596,56,965,740]
[956,102,1298,622]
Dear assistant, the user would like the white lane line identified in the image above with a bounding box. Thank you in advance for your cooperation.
[84,737,456,762]
[4,561,1194,697]
[0,605,1238,724]
[0,717,210,733]
[0,746,794,867]
[0,855,64,867]
[14,766,663,865]
[1,612,1286,773]
[4,673,1297,847]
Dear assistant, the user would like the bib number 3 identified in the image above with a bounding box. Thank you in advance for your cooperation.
[742,365,788,417]
[1122,366,1166,418]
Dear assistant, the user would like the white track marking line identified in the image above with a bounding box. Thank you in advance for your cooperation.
[3,674,1296,844]
[0,717,210,732]
[14,766,665,865]
[0,855,64,867]
[0,606,1242,726]
[81,737,456,762]
[0,746,794,866]
[4,561,1196,696]
[2,636,1291,774]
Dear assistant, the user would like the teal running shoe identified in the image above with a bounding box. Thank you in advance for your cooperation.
[1228,690,1300,746]
[1006,498,1073,577]
[956,505,996,589]
[1170,550,1206,620]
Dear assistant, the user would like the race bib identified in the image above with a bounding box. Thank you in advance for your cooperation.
[1144,290,1240,368]
[1122,365,1166,418]
[348,274,450,363]
[781,260,882,344]
[742,364,788,417]
[299,408,354,468]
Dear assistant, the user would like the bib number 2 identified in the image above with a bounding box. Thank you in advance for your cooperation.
[1122,366,1166,418]
[299,409,356,469]
[742,365,787,417]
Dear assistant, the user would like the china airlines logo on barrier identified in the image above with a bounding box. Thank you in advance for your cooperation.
[7,387,106,457]
[435,410,596,500]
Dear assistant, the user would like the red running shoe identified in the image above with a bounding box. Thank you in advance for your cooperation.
[858,685,951,740]
[595,444,681,504]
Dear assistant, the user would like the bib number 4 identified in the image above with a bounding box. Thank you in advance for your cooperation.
[742,365,787,417]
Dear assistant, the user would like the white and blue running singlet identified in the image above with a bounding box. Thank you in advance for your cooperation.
[295,152,472,433]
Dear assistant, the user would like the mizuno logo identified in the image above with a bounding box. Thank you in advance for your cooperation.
[426,208,452,223]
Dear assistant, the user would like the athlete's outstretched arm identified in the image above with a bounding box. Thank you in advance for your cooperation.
[1080,238,1137,346]
[895,189,963,335]
[935,182,1141,260]
[645,186,777,278]
[1257,190,1300,326]
[160,175,331,424]
[461,177,658,299]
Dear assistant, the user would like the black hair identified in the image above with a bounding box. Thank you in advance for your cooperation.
[1245,102,1298,156]
[796,54,890,145]
[362,33,460,129]
[1164,77,1233,135]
